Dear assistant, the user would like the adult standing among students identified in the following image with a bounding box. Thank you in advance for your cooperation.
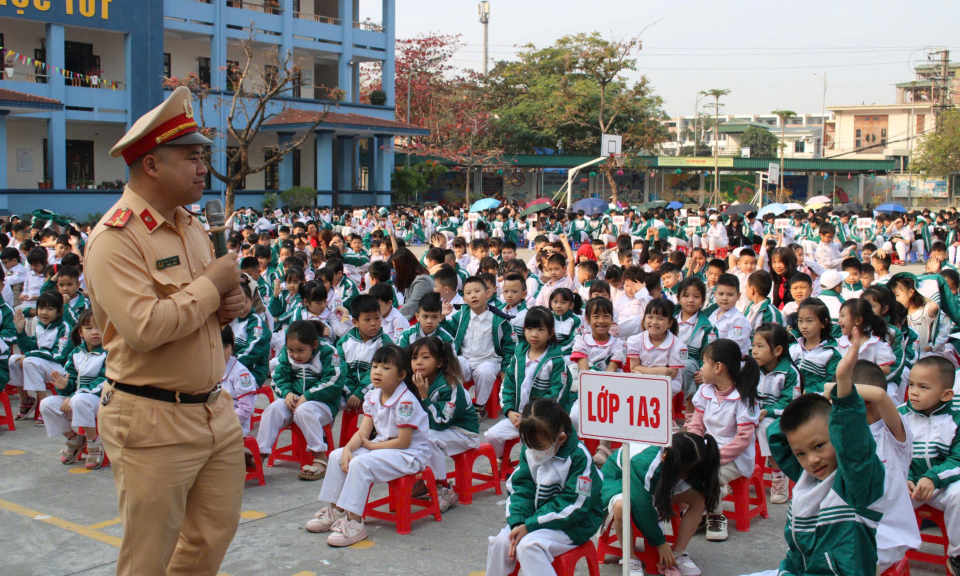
[84,87,246,576]
[391,246,434,320]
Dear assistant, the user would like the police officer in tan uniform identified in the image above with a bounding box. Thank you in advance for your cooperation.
[84,87,246,576]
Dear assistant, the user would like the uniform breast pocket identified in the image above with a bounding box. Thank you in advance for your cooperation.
[150,267,193,298]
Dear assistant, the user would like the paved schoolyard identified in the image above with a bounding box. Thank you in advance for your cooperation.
[0,250,939,576]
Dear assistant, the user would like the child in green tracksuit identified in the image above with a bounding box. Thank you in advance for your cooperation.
[411,335,479,512]
[762,334,887,576]
[255,320,341,480]
[483,307,573,461]
[485,398,603,576]
[601,432,720,575]
[229,281,271,386]
[337,294,394,411]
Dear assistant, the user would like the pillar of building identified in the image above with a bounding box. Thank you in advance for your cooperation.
[0,113,7,189]
[381,0,396,106]
[336,135,355,193]
[338,0,354,103]
[278,132,294,191]
[315,130,335,206]
[46,24,66,189]
[372,134,394,194]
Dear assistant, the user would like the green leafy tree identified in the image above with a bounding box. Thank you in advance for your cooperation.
[912,109,960,178]
[485,31,669,203]
[391,160,449,205]
[739,125,778,158]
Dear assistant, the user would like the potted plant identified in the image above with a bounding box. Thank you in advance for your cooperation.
[369,89,387,106]
[43,177,51,189]
[114,179,126,190]
[66,178,76,190]
[86,179,95,189]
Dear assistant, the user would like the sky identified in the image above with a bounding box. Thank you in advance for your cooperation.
[374,0,959,118]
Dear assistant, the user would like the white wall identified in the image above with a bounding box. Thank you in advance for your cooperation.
[5,118,127,189]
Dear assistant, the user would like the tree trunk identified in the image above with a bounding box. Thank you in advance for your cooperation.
[226,182,236,216]
[605,168,619,206]
[464,165,472,208]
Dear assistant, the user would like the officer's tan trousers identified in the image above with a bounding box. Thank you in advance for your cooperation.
[98,382,245,576]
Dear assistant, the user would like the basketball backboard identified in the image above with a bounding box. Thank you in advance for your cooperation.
[601,134,622,157]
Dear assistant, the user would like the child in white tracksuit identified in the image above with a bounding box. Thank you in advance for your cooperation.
[38,309,108,469]
[220,327,257,436]
[306,345,433,548]
[256,320,341,481]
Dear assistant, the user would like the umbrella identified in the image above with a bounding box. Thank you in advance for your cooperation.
[804,202,829,212]
[469,198,501,213]
[722,203,757,216]
[875,203,907,215]
[519,203,554,218]
[666,201,683,209]
[571,198,608,216]
[833,202,862,214]
[525,198,554,210]
[784,203,804,211]
[806,195,831,205]
[757,203,787,218]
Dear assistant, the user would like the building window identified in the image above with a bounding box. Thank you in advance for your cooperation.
[916,114,926,136]
[198,57,211,86]
[880,128,887,148]
[265,149,278,190]
[227,147,245,190]
[264,65,278,90]
[291,67,301,98]
[293,149,301,186]
[794,140,805,153]
[66,140,95,184]
[34,47,46,84]
[226,60,241,92]
[163,53,171,79]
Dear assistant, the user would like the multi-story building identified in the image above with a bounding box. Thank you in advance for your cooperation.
[0,0,419,215]
[661,113,830,159]
[824,58,957,164]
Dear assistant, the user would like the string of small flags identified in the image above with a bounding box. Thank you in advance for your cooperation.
[0,47,121,90]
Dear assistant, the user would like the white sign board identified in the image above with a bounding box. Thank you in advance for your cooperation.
[857,217,873,230]
[190,204,201,212]
[468,212,479,222]
[578,372,672,446]
[741,147,750,158]
[612,215,626,227]
[424,210,434,219]
[774,218,791,231]
[679,209,688,218]
[274,209,283,218]
[687,216,700,227]
[353,210,363,219]
[768,163,779,183]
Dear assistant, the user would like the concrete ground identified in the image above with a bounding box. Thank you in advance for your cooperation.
[0,249,938,576]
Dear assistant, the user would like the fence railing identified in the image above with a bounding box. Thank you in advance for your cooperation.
[294,12,341,25]
[353,20,384,32]
[226,1,282,15]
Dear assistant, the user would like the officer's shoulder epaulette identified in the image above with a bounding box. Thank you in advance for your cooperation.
[103,207,133,229]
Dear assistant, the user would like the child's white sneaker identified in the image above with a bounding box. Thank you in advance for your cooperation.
[437,486,459,512]
[674,552,701,576]
[770,474,790,504]
[326,517,368,547]
[305,506,346,533]
[705,514,728,541]
[622,558,644,576]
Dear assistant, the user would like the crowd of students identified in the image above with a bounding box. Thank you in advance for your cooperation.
[4,199,960,576]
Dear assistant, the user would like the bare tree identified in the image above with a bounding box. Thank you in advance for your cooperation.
[166,31,345,214]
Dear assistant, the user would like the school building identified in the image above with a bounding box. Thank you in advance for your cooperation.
[0,0,420,218]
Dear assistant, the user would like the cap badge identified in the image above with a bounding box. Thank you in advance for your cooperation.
[183,99,194,119]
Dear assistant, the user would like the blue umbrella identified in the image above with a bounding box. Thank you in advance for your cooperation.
[875,203,906,215]
[757,203,787,218]
[470,197,501,213]
[572,197,609,216]
[666,201,683,209]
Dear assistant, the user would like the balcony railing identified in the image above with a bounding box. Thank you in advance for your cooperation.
[353,20,384,33]
[226,1,282,15]
[294,12,341,25]
[2,72,126,89]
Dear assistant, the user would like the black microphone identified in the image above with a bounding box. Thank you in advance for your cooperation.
[205,199,229,258]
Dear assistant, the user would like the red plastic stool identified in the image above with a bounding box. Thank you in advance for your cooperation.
[678,246,690,255]
[251,385,274,426]
[243,436,265,486]
[446,443,501,504]
[598,515,680,572]
[486,376,502,419]
[364,467,443,535]
[881,557,910,576]
[755,442,794,499]
[338,409,360,448]
[722,464,769,532]
[509,540,601,576]
[268,423,334,467]
[906,505,948,567]
[77,425,110,467]
[715,247,729,260]
[583,437,600,456]
[752,244,762,253]
[500,437,522,480]
[0,386,15,431]
[672,391,685,423]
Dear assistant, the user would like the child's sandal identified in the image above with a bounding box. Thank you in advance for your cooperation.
[84,441,105,470]
[60,436,86,464]
[33,413,45,427]
[298,457,328,481]
[593,445,612,466]
[14,397,35,421]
